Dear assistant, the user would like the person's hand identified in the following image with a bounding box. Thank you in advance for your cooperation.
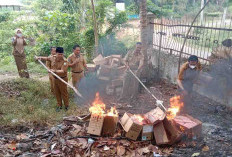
[51,69,56,73]
[34,56,39,60]
[73,58,80,65]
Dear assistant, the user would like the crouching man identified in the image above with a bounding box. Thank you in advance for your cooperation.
[177,55,202,112]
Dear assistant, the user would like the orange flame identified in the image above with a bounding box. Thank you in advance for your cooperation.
[89,92,118,117]
[167,95,184,120]
[131,114,145,125]
[107,107,118,117]
[89,92,106,115]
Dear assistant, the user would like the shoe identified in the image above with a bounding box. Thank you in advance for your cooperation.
[65,106,69,111]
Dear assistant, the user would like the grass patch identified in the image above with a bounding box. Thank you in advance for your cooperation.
[0,78,88,126]
[0,56,47,75]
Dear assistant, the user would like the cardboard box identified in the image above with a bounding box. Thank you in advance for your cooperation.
[97,65,112,80]
[87,64,96,72]
[87,114,104,136]
[173,114,202,138]
[120,113,143,140]
[115,87,122,97]
[117,66,126,77]
[111,79,123,87]
[111,58,120,67]
[144,107,166,124]
[153,122,169,145]
[163,118,182,145]
[102,116,118,136]
[106,85,114,95]
[142,124,153,141]
[93,54,105,65]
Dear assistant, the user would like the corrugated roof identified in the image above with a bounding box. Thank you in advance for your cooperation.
[0,0,23,6]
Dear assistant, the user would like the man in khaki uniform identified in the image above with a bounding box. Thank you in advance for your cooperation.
[36,47,69,111]
[46,47,56,94]
[119,42,144,101]
[68,44,87,89]
[12,29,30,78]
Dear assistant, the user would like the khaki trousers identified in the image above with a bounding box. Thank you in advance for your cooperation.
[72,72,84,88]
[54,77,69,107]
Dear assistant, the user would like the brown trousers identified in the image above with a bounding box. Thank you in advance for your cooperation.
[49,74,55,95]
[13,54,29,78]
[72,72,84,89]
[120,70,140,100]
[54,77,69,107]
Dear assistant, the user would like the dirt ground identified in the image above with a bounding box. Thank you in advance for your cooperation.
[102,79,232,157]
[1,77,232,156]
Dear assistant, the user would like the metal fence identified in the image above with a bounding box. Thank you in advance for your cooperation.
[150,16,232,68]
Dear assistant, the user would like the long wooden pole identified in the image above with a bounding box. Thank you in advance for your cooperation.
[37,59,83,98]
[128,68,167,112]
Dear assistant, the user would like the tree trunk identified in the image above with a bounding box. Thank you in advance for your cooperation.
[140,0,148,63]
[140,0,150,79]
[91,0,99,57]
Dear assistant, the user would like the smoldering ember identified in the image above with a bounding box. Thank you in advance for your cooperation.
[1,54,232,157]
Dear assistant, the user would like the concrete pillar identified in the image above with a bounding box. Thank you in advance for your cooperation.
[147,12,155,46]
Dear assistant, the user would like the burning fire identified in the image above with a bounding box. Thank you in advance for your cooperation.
[131,114,145,125]
[107,107,118,117]
[167,95,184,120]
[89,92,118,117]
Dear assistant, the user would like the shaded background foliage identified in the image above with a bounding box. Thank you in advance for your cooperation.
[0,0,231,64]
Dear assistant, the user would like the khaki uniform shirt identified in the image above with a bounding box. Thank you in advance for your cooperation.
[68,53,87,72]
[47,57,68,78]
[46,55,56,70]
[124,51,144,70]
[178,62,202,81]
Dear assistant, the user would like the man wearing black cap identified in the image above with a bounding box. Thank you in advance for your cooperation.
[35,47,69,111]
[177,55,202,96]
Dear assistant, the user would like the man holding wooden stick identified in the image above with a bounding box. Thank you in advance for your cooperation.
[35,47,69,112]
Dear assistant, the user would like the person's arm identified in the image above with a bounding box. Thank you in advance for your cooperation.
[54,61,68,74]
[83,57,88,69]
[46,59,51,70]
[177,63,187,92]
[138,54,144,70]
[12,36,17,46]
[35,56,49,61]
[123,51,131,67]
[23,37,27,46]
[68,56,79,67]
